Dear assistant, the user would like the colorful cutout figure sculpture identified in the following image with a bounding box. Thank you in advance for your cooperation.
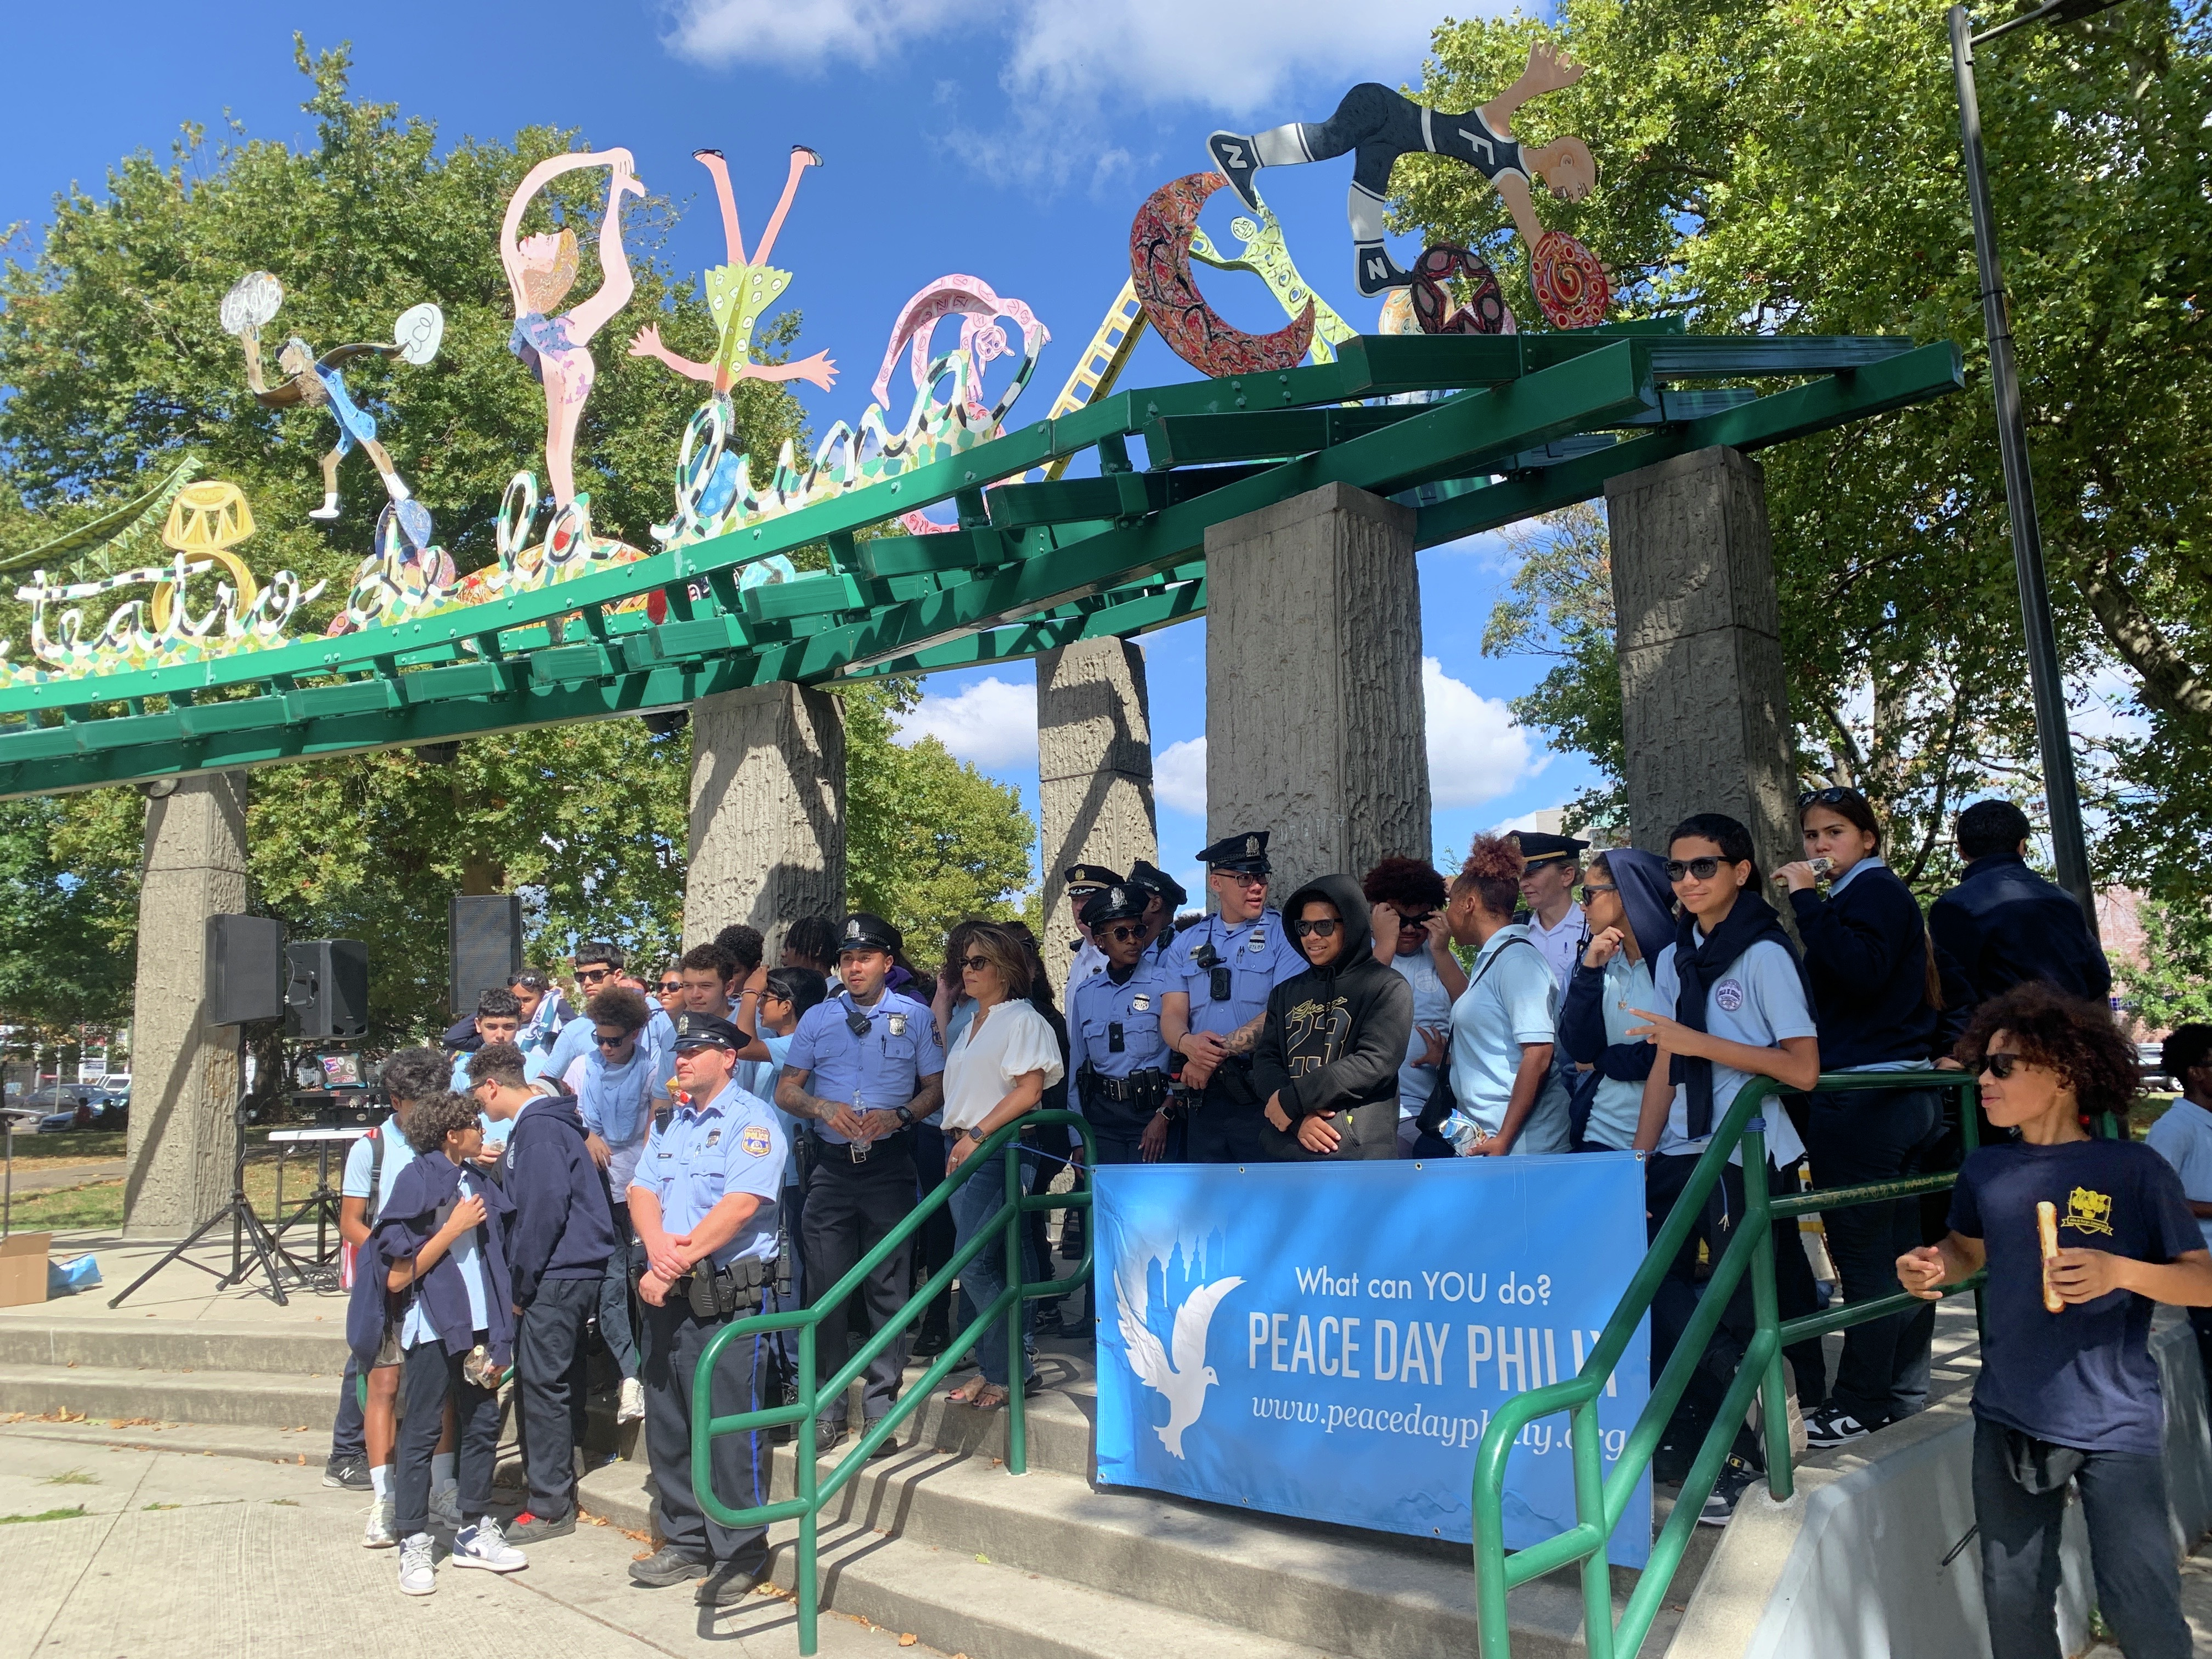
[1204,41,1610,328]
[222,272,443,547]
[1129,173,1315,378]
[630,146,836,394]
[500,149,647,510]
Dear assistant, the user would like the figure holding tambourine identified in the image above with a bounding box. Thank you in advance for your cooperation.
[1897,983,2210,1659]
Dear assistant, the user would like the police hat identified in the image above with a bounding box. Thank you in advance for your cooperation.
[837,912,903,955]
[670,1012,741,1052]
[1062,864,1122,895]
[1080,884,1149,931]
[1126,858,1187,910]
[1511,830,1589,870]
[1197,829,1271,875]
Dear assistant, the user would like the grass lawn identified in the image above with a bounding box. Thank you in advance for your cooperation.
[3,1130,128,1170]
[3,1133,340,1234]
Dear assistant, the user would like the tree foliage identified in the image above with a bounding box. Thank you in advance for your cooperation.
[1412,0,2212,910]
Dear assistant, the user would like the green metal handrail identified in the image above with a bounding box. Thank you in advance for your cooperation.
[1469,1070,1986,1657]
[691,1109,1094,1654]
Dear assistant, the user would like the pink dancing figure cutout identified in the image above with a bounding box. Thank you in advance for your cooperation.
[629,146,837,394]
[500,149,647,507]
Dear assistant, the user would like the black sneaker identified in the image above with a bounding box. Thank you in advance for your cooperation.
[862,1417,898,1458]
[505,1509,577,1543]
[1802,1405,1877,1448]
[1698,1454,1763,1526]
[696,1555,768,1606]
[814,1418,848,1457]
[1207,132,1264,212]
[1354,241,1413,297]
[323,1453,370,1491]
[630,1543,711,1588]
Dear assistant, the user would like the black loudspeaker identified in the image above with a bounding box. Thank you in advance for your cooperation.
[206,915,287,1026]
[450,894,523,1018]
[286,940,369,1039]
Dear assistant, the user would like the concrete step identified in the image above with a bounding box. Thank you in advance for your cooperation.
[581,1433,1674,1659]
[0,1360,343,1431]
[0,1314,353,1375]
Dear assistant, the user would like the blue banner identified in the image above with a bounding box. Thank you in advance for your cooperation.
[1093,1154,1652,1564]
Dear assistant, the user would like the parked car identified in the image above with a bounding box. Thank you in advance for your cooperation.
[2139,1043,2175,1092]
[21,1084,89,1115]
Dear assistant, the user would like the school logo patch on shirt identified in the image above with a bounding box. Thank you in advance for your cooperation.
[1714,979,1746,1013]
[741,1124,774,1158]
[2063,1186,2114,1237]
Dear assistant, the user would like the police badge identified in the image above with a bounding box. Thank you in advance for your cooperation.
[1131,994,1151,1012]
[703,1129,722,1148]
[888,1013,909,1037]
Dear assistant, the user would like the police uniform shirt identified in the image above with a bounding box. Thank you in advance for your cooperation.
[1525,902,1587,998]
[1161,908,1306,1039]
[1068,937,1109,994]
[782,988,946,1145]
[630,1077,787,1271]
[1069,958,1171,1119]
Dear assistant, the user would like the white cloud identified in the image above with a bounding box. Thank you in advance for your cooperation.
[1154,736,1207,818]
[891,675,1037,766]
[1423,656,1532,808]
[662,0,967,70]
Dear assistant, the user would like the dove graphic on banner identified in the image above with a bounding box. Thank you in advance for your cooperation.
[1115,1258,1244,1459]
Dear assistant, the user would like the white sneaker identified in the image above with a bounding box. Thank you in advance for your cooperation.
[451,1517,527,1573]
[309,494,342,521]
[428,1483,461,1532]
[362,1496,397,1550]
[397,1533,436,1595]
[618,1376,646,1423]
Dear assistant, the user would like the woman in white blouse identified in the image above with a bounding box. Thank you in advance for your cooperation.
[941,922,1065,1410]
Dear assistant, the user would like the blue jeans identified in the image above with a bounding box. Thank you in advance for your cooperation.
[950,1152,1035,1389]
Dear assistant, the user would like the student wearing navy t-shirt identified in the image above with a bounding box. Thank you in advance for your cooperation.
[1900,984,2212,1659]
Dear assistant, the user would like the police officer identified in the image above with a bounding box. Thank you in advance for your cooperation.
[1070,885,1175,1167]
[626,1013,788,1608]
[1160,831,1308,1163]
[1512,830,1591,1127]
[775,914,945,1453]
[1062,864,1121,994]
[1126,859,1189,965]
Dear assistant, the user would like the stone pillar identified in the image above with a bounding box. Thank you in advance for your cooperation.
[123,772,250,1238]
[1605,445,1798,879]
[1203,482,1430,898]
[1036,637,1159,995]
[684,682,846,953]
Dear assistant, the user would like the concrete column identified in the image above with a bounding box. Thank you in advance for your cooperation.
[684,681,846,953]
[123,771,250,1238]
[1203,482,1431,898]
[1036,637,1159,994]
[1605,445,1798,879]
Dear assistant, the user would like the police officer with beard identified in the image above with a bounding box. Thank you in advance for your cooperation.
[1159,832,1308,1163]
[775,914,945,1453]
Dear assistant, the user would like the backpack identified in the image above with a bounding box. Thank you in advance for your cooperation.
[337,1128,389,1292]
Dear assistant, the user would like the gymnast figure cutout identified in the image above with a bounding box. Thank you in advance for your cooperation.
[1207,42,1595,299]
[629,145,837,394]
[500,149,647,508]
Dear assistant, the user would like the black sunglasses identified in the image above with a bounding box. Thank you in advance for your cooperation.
[657,980,682,994]
[961,954,992,972]
[1665,857,1731,882]
[1394,910,1436,928]
[576,966,615,982]
[1105,924,1145,942]
[1577,883,1617,904]
[1977,1051,2023,1079]
[594,1030,633,1050]
[1292,919,1340,938]
[1798,786,1858,808]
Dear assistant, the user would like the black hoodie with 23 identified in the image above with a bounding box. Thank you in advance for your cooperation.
[1251,873,1415,1162]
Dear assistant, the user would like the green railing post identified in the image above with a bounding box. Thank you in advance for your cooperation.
[1005,1134,1030,1476]
[1572,1396,1615,1659]
[799,1318,818,1654]
[1740,1100,1796,1501]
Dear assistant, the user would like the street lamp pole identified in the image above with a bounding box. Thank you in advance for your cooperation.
[1947,0,2111,931]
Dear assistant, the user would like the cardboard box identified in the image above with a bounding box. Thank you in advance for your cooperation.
[0,1232,50,1307]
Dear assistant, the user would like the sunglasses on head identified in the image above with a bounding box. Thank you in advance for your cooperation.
[1665,857,1731,882]
[1977,1051,2023,1079]
[1292,918,1340,938]
[1577,883,1618,904]
[1105,924,1145,942]
[1798,786,1858,808]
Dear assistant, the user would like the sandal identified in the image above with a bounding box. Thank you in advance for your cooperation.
[946,1378,991,1406]
[972,1384,1011,1411]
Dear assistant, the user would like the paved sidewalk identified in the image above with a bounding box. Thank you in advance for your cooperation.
[3,1160,126,1196]
[0,1430,944,1659]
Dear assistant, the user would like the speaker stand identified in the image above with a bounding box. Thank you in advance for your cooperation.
[109,1044,301,1310]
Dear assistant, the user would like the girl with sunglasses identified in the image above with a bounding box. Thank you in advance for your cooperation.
[1775,786,1951,1450]
[1255,875,1411,1161]
[1556,847,1674,1153]
[1900,983,2210,1659]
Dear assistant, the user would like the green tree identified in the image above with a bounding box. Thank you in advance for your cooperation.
[2120,900,2212,1034]
[0,799,138,1039]
[1408,1,2212,904]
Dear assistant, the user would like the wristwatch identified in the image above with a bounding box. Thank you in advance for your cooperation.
[959,1125,988,1144]
[894,1105,917,1128]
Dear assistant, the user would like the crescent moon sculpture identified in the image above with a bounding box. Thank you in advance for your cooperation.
[1128,173,1313,379]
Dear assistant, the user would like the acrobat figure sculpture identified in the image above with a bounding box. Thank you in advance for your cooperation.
[1207,42,1595,299]
[221,271,444,547]
[629,145,837,394]
[500,149,647,508]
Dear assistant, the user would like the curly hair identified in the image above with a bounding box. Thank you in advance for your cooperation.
[379,1046,451,1108]
[466,1040,528,1093]
[1449,835,1525,920]
[400,1090,481,1156]
[1955,982,2142,1121]
[1363,855,1448,911]
[585,985,652,1034]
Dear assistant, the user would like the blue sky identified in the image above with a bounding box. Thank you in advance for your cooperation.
[1,0,1599,896]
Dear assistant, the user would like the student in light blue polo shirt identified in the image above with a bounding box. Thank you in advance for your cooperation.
[1435,836,1571,1156]
[453,989,523,1159]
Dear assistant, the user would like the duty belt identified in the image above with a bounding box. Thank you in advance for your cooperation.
[657,1255,774,1320]
[1079,1066,1168,1109]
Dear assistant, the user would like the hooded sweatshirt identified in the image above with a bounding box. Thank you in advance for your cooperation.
[1558,848,1674,1149]
[349,1150,517,1369]
[1251,874,1415,1125]
[504,1089,617,1308]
